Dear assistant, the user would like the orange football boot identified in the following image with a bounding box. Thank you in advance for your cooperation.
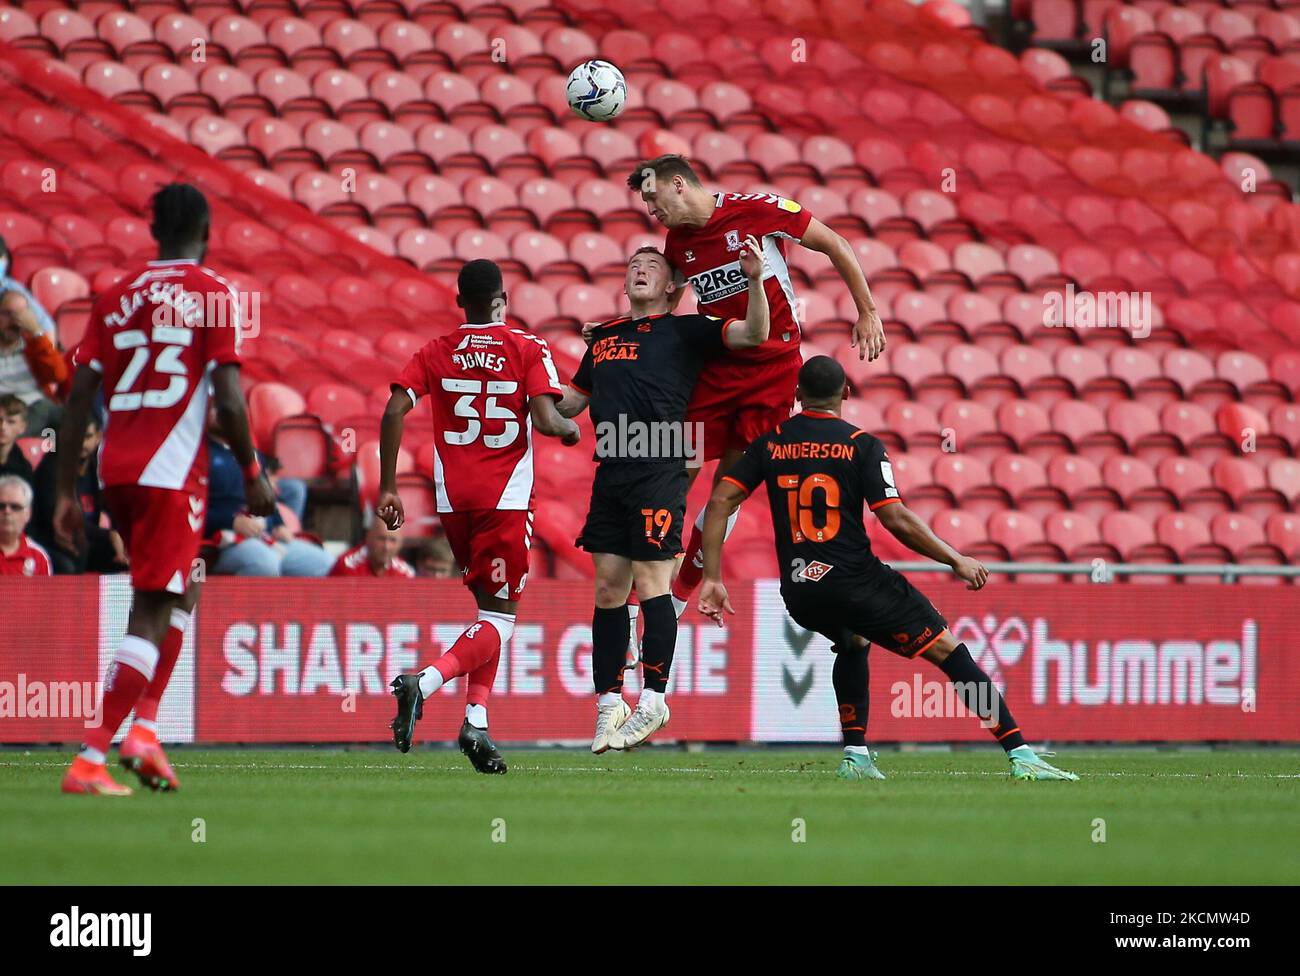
[119,726,180,792]
[62,756,133,796]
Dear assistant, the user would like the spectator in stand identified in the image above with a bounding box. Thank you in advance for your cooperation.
[0,474,52,576]
[29,407,127,575]
[265,455,308,525]
[0,288,68,436]
[0,236,57,337]
[205,411,332,577]
[0,394,35,487]
[331,518,416,578]
[407,535,457,578]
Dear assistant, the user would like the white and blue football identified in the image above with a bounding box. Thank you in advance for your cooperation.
[565,60,628,122]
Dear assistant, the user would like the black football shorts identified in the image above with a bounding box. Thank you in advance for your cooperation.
[782,565,949,657]
[577,461,688,562]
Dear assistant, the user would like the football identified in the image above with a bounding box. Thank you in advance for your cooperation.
[565,59,627,122]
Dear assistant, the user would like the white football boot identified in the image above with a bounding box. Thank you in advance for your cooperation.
[591,698,631,754]
[608,698,670,750]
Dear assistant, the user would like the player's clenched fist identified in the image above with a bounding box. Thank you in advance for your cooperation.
[698,579,735,627]
[953,555,988,591]
[376,490,405,530]
[738,234,765,281]
[53,493,86,554]
[244,470,276,518]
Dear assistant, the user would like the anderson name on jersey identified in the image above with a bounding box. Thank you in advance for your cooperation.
[722,410,901,585]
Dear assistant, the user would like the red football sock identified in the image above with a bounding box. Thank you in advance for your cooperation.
[134,609,189,725]
[433,617,504,682]
[465,649,501,708]
[671,523,706,601]
[85,637,158,755]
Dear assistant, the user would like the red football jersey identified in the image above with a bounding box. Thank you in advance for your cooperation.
[329,543,416,578]
[395,323,564,512]
[0,534,52,577]
[664,192,813,362]
[74,259,243,494]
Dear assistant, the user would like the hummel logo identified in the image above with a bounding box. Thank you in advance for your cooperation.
[187,495,204,532]
[684,250,695,262]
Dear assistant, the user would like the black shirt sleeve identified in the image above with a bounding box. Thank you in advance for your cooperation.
[571,347,594,395]
[854,433,902,510]
[720,435,767,496]
[676,314,731,357]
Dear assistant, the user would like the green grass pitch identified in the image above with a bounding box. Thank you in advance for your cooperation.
[2,748,1298,885]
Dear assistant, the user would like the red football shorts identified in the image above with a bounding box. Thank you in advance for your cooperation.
[439,508,534,601]
[102,485,204,594]
[686,351,801,461]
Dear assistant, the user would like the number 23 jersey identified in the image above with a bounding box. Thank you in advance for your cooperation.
[395,323,564,512]
[74,258,243,495]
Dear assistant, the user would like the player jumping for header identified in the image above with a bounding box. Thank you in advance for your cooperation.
[556,239,769,752]
[381,259,580,773]
[698,356,1078,782]
[626,154,886,633]
[58,184,275,795]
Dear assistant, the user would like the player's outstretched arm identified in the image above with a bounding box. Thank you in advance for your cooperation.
[698,479,746,624]
[799,217,884,362]
[53,365,102,553]
[212,364,275,518]
[529,393,581,445]
[874,502,988,590]
[376,388,413,529]
[555,385,590,419]
[724,234,770,350]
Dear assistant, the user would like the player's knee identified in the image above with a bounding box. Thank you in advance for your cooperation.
[593,577,628,608]
[919,630,958,665]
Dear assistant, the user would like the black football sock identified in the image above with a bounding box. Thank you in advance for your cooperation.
[592,605,629,695]
[637,594,677,694]
[936,643,1027,752]
[831,642,869,747]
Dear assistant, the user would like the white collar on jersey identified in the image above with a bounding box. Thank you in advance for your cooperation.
[459,321,507,329]
[147,258,199,266]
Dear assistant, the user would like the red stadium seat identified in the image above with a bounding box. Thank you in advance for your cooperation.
[272,415,331,480]
[248,382,307,450]
[1101,511,1158,559]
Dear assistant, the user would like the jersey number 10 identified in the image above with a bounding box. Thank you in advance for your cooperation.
[777,473,841,543]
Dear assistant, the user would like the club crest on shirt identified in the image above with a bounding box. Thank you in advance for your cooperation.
[725,230,742,251]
